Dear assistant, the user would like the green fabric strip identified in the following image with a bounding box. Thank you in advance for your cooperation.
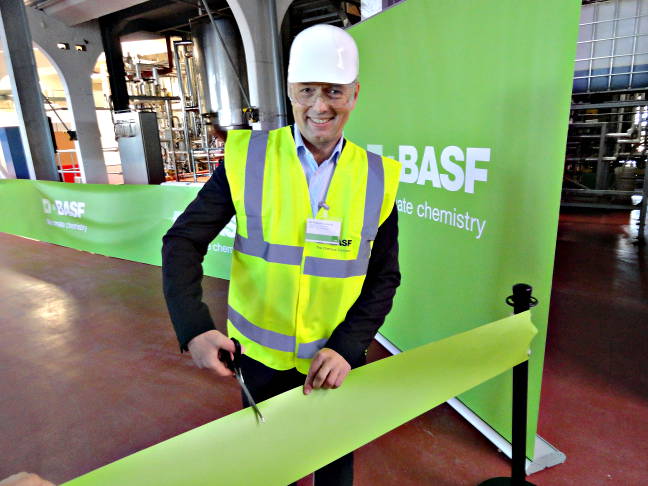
[305,233,339,243]
[63,312,536,486]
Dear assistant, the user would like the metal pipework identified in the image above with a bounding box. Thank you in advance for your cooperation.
[173,40,197,183]
[134,60,143,81]
[268,0,287,127]
[199,0,250,108]
[191,15,249,129]
[184,55,196,105]
[164,98,178,181]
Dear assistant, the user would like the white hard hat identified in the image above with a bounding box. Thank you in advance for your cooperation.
[287,24,359,84]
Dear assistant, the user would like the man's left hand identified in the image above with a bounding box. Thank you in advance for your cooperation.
[303,348,351,395]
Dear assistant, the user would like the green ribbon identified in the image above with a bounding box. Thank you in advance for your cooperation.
[63,312,536,486]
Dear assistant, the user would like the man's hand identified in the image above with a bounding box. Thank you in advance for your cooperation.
[187,330,237,377]
[0,472,55,486]
[303,348,351,395]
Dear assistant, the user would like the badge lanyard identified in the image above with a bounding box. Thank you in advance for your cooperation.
[305,202,342,245]
[304,149,342,245]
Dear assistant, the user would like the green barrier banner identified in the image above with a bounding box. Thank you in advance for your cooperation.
[345,0,580,456]
[62,312,536,486]
[0,179,234,280]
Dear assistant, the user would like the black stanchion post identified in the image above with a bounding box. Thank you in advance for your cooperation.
[478,283,538,486]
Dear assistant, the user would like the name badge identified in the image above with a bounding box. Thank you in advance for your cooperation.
[306,218,341,245]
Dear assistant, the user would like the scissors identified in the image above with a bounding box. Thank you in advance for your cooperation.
[219,338,265,424]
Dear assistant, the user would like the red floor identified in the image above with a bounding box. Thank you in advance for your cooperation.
[0,208,646,485]
[533,209,648,486]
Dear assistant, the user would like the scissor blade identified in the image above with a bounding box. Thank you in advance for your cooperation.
[237,374,265,423]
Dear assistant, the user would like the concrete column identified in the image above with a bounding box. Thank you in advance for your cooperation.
[62,74,108,184]
[227,0,293,130]
[26,8,108,183]
[0,0,58,181]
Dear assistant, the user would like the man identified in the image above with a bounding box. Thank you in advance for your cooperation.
[162,24,401,485]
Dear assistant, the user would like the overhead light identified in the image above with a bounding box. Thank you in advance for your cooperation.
[57,43,69,50]
[75,44,86,52]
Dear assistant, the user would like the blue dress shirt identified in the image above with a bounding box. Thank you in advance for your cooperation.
[293,126,344,217]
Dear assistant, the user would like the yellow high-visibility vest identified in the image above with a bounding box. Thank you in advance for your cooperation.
[225,126,401,373]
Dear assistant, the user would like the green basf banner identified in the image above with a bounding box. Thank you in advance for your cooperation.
[0,180,234,279]
[345,0,580,456]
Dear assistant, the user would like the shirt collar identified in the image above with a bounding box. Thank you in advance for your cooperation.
[294,125,344,164]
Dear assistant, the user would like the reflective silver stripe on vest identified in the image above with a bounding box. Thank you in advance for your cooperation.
[228,305,294,352]
[303,151,385,278]
[297,338,328,359]
[301,254,370,279]
[234,130,303,265]
[229,305,329,359]
[234,234,303,265]
[243,130,268,241]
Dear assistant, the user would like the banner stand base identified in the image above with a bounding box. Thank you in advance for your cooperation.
[528,435,567,474]
[374,334,567,476]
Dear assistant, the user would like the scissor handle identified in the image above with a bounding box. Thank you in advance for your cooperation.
[218,337,241,372]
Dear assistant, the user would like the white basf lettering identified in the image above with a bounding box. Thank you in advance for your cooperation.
[465,148,490,194]
[439,146,464,192]
[370,143,492,194]
[54,200,85,218]
[417,146,441,187]
[399,145,418,184]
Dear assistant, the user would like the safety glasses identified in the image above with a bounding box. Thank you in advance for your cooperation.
[289,83,357,108]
